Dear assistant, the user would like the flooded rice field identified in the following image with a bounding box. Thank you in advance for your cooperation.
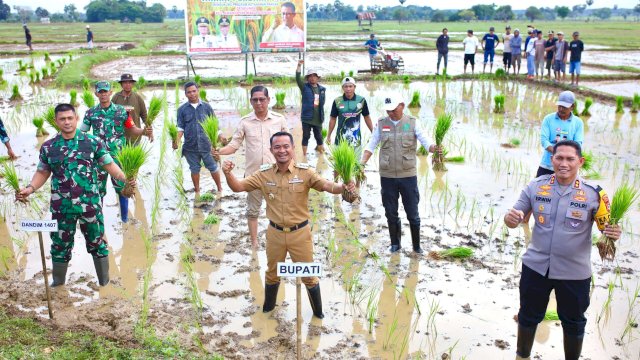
[1,77,640,359]
[583,80,640,98]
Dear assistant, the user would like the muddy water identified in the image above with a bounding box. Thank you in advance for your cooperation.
[1,80,639,359]
[91,51,637,81]
[582,80,640,97]
[582,51,640,69]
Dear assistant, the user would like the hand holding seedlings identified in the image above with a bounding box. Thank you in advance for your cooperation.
[211,148,221,162]
[15,185,34,203]
[603,224,621,241]
[144,126,154,141]
[504,208,525,228]
[344,181,356,193]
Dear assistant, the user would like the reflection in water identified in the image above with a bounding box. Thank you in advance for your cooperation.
[0,218,16,275]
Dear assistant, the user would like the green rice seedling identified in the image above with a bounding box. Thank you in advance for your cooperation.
[41,68,48,79]
[495,68,506,77]
[43,107,59,132]
[49,62,56,74]
[408,91,420,108]
[616,96,624,113]
[194,75,201,86]
[631,93,640,113]
[366,289,377,334]
[581,151,594,172]
[348,70,354,77]
[17,60,26,72]
[200,115,220,149]
[204,213,220,225]
[572,100,580,116]
[510,138,521,146]
[32,117,49,137]
[145,95,163,127]
[432,113,453,172]
[198,192,215,202]
[580,97,593,116]
[544,310,560,321]
[28,72,35,84]
[136,76,147,90]
[1,163,23,202]
[321,127,327,141]
[340,70,345,79]
[273,91,286,109]
[69,89,78,106]
[167,122,178,147]
[174,80,180,106]
[68,53,73,61]
[35,72,40,82]
[9,85,22,101]
[199,88,207,101]
[328,141,360,202]
[403,75,410,84]
[445,156,465,163]
[493,94,505,113]
[416,145,429,156]
[0,69,4,84]
[115,143,149,198]
[82,78,90,91]
[429,246,473,260]
[246,73,254,85]
[597,183,639,261]
[82,89,95,108]
[621,283,640,342]
[44,51,51,61]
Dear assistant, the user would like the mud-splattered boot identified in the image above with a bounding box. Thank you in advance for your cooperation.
[388,221,401,252]
[410,224,423,253]
[262,282,280,313]
[92,256,110,286]
[119,194,129,223]
[563,332,583,360]
[516,324,537,359]
[306,284,324,319]
[51,261,68,287]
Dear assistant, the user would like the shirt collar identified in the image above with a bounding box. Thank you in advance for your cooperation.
[342,93,357,101]
[554,112,573,121]
[249,111,273,122]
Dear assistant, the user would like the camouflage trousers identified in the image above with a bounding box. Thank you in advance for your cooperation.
[97,157,124,198]
[50,209,108,263]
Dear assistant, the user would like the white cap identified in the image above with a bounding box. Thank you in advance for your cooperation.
[341,77,356,86]
[556,91,575,108]
[86,25,91,29]
[305,69,320,78]
[382,93,404,111]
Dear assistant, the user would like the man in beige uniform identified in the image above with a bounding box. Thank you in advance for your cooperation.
[112,73,148,144]
[222,131,355,318]
[216,85,287,248]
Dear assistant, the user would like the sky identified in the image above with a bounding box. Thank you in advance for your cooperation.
[5,0,636,14]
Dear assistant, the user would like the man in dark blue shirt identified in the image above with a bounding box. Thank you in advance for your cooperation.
[482,26,500,73]
[436,28,449,75]
[364,34,380,63]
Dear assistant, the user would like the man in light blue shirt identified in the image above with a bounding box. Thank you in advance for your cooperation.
[537,91,584,177]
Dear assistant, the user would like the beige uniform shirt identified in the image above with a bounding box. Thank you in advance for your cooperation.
[241,161,328,227]
[112,91,147,143]
[227,111,287,176]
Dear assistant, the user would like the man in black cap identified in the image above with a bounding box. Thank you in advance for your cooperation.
[191,17,213,49]
[213,17,240,50]
[112,73,148,144]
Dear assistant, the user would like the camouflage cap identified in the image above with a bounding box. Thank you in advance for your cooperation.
[95,81,111,92]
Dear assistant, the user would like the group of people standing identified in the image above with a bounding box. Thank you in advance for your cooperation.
[435,26,585,85]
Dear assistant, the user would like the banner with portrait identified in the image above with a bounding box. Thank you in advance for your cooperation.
[185,0,307,54]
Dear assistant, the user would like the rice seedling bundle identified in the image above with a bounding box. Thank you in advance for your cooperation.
[493,94,505,113]
[67,53,73,61]
[544,310,559,321]
[69,89,78,106]
[82,78,90,91]
[615,96,624,114]
[1,162,24,202]
[204,213,220,225]
[145,95,163,127]
[429,246,473,260]
[495,68,506,77]
[167,122,178,147]
[82,89,95,108]
[445,156,465,163]
[0,69,4,83]
[581,151,594,172]
[35,72,40,82]
[194,75,201,87]
[28,72,35,84]
[597,183,639,261]
[199,88,207,101]
[631,93,640,113]
[10,85,22,101]
[198,192,215,202]
[44,52,51,61]
[200,115,220,149]
[403,75,410,84]
[432,113,453,172]
[41,68,48,79]
[43,107,59,132]
[409,91,421,108]
[417,145,429,156]
[349,70,354,77]
[115,143,149,198]
[572,100,580,116]
[273,92,286,109]
[321,128,327,141]
[581,97,593,116]
[328,141,360,203]
[136,76,146,90]
[32,117,49,137]
[49,62,56,74]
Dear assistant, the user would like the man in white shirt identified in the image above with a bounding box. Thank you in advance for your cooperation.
[190,17,214,49]
[462,30,479,74]
[213,16,240,51]
[262,2,304,43]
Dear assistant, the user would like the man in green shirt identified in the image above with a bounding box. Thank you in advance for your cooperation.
[325,77,373,147]
[296,60,326,158]
[17,103,129,287]
[111,73,148,144]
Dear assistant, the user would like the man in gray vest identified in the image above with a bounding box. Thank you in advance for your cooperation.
[504,140,621,360]
[360,94,436,253]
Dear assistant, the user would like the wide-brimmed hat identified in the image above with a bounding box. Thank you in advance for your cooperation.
[118,73,136,83]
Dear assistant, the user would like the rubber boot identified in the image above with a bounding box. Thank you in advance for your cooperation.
[410,224,423,253]
[516,324,537,359]
[563,332,583,360]
[388,221,401,252]
[306,284,324,319]
[51,261,68,287]
[119,194,129,223]
[262,282,280,313]
[92,256,110,286]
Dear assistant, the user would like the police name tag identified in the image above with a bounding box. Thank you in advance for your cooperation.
[277,262,323,277]
[20,220,58,232]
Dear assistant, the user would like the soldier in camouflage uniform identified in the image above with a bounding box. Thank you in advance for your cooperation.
[17,103,128,287]
[79,81,152,222]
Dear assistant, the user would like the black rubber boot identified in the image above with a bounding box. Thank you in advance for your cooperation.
[51,261,68,287]
[516,324,537,359]
[92,256,110,286]
[306,284,324,319]
[563,332,583,360]
[410,224,422,253]
[262,282,280,313]
[388,221,401,252]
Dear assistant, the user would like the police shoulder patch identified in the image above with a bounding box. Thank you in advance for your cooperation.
[260,164,274,172]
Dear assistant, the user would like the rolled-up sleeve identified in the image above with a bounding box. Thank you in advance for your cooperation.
[513,183,533,215]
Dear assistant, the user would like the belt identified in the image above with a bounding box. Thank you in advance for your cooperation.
[269,220,309,233]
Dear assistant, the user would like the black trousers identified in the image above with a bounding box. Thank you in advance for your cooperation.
[518,264,591,336]
[302,123,322,147]
[380,176,420,226]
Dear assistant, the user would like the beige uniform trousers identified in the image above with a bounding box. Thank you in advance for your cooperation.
[265,224,317,287]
